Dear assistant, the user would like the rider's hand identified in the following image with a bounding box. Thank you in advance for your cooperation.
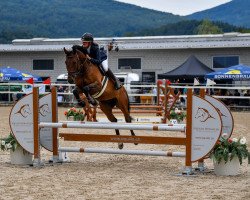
[86,55,91,60]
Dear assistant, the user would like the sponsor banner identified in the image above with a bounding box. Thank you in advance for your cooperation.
[214,74,250,80]
[9,93,34,154]
[39,93,53,151]
[191,95,222,162]
[205,95,234,138]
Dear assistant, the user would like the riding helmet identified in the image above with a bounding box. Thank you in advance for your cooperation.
[81,33,94,42]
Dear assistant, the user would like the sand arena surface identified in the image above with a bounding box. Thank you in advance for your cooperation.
[0,106,249,200]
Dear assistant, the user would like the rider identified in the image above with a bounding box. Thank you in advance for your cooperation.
[78,32,122,90]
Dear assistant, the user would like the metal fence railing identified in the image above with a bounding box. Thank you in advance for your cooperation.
[0,82,250,111]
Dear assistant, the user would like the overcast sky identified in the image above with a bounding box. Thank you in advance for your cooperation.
[115,0,231,15]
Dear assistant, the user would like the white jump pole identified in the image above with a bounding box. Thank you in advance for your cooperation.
[39,122,185,132]
[58,147,186,157]
[60,120,186,126]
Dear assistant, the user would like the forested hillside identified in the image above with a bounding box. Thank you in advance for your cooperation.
[1,0,249,44]
[126,20,250,36]
[0,0,183,42]
[188,0,250,28]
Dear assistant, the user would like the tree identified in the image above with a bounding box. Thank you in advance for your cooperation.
[196,19,223,34]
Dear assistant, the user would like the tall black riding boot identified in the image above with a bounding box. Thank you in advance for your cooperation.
[106,69,122,90]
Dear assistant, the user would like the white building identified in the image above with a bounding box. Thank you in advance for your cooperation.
[0,32,250,82]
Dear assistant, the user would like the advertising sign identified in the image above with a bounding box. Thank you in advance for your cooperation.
[39,93,53,151]
[9,93,34,153]
[191,95,222,162]
[205,95,234,138]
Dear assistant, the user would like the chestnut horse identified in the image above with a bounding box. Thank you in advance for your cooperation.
[64,48,136,149]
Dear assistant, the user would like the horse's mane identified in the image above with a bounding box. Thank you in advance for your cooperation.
[72,45,88,55]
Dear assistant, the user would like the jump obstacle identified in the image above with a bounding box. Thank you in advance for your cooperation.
[9,86,234,174]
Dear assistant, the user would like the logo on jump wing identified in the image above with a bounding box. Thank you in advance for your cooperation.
[215,107,226,118]
[15,104,31,118]
[39,104,50,117]
[195,107,215,122]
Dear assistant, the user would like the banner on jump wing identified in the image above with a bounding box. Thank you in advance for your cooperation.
[191,95,222,162]
[39,93,53,152]
[9,93,34,154]
[205,95,234,138]
[9,92,53,154]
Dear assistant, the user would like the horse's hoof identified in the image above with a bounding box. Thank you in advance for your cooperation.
[78,101,86,107]
[87,97,98,106]
[90,100,98,106]
[118,143,123,149]
[134,143,138,145]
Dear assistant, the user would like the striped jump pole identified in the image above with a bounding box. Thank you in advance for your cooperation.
[39,122,185,132]
[58,147,185,157]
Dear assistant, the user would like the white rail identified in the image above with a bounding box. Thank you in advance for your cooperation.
[39,122,185,131]
[58,147,186,157]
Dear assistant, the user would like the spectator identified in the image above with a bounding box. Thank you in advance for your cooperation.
[243,90,250,107]
[221,90,230,105]
[234,89,240,106]
[181,86,188,106]
[12,92,17,102]
[57,86,64,103]
[152,87,157,104]
[16,89,24,100]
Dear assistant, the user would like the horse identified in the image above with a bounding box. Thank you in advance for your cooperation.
[63,47,136,149]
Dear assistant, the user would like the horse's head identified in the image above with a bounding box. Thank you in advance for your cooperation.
[64,47,88,84]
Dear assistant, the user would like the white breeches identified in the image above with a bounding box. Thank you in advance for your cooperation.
[102,59,108,72]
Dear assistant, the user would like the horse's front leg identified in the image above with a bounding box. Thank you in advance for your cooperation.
[72,86,86,107]
[82,81,102,106]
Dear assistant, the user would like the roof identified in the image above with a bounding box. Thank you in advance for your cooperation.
[158,55,214,79]
[0,33,250,52]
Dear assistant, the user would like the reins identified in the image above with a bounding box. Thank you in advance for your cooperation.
[66,53,88,78]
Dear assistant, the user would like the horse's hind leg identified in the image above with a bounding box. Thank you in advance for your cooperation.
[123,112,138,145]
[116,96,137,145]
[99,102,124,149]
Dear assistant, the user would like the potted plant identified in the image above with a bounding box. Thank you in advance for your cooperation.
[169,107,186,124]
[64,107,86,121]
[1,133,33,165]
[210,134,249,176]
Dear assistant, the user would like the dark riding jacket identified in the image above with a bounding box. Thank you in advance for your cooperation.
[72,43,107,66]
[88,43,102,66]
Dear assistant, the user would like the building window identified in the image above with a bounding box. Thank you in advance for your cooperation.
[33,59,54,70]
[142,72,155,83]
[118,58,141,69]
[213,56,239,68]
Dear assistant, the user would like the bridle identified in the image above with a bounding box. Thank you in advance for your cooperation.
[66,53,88,80]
